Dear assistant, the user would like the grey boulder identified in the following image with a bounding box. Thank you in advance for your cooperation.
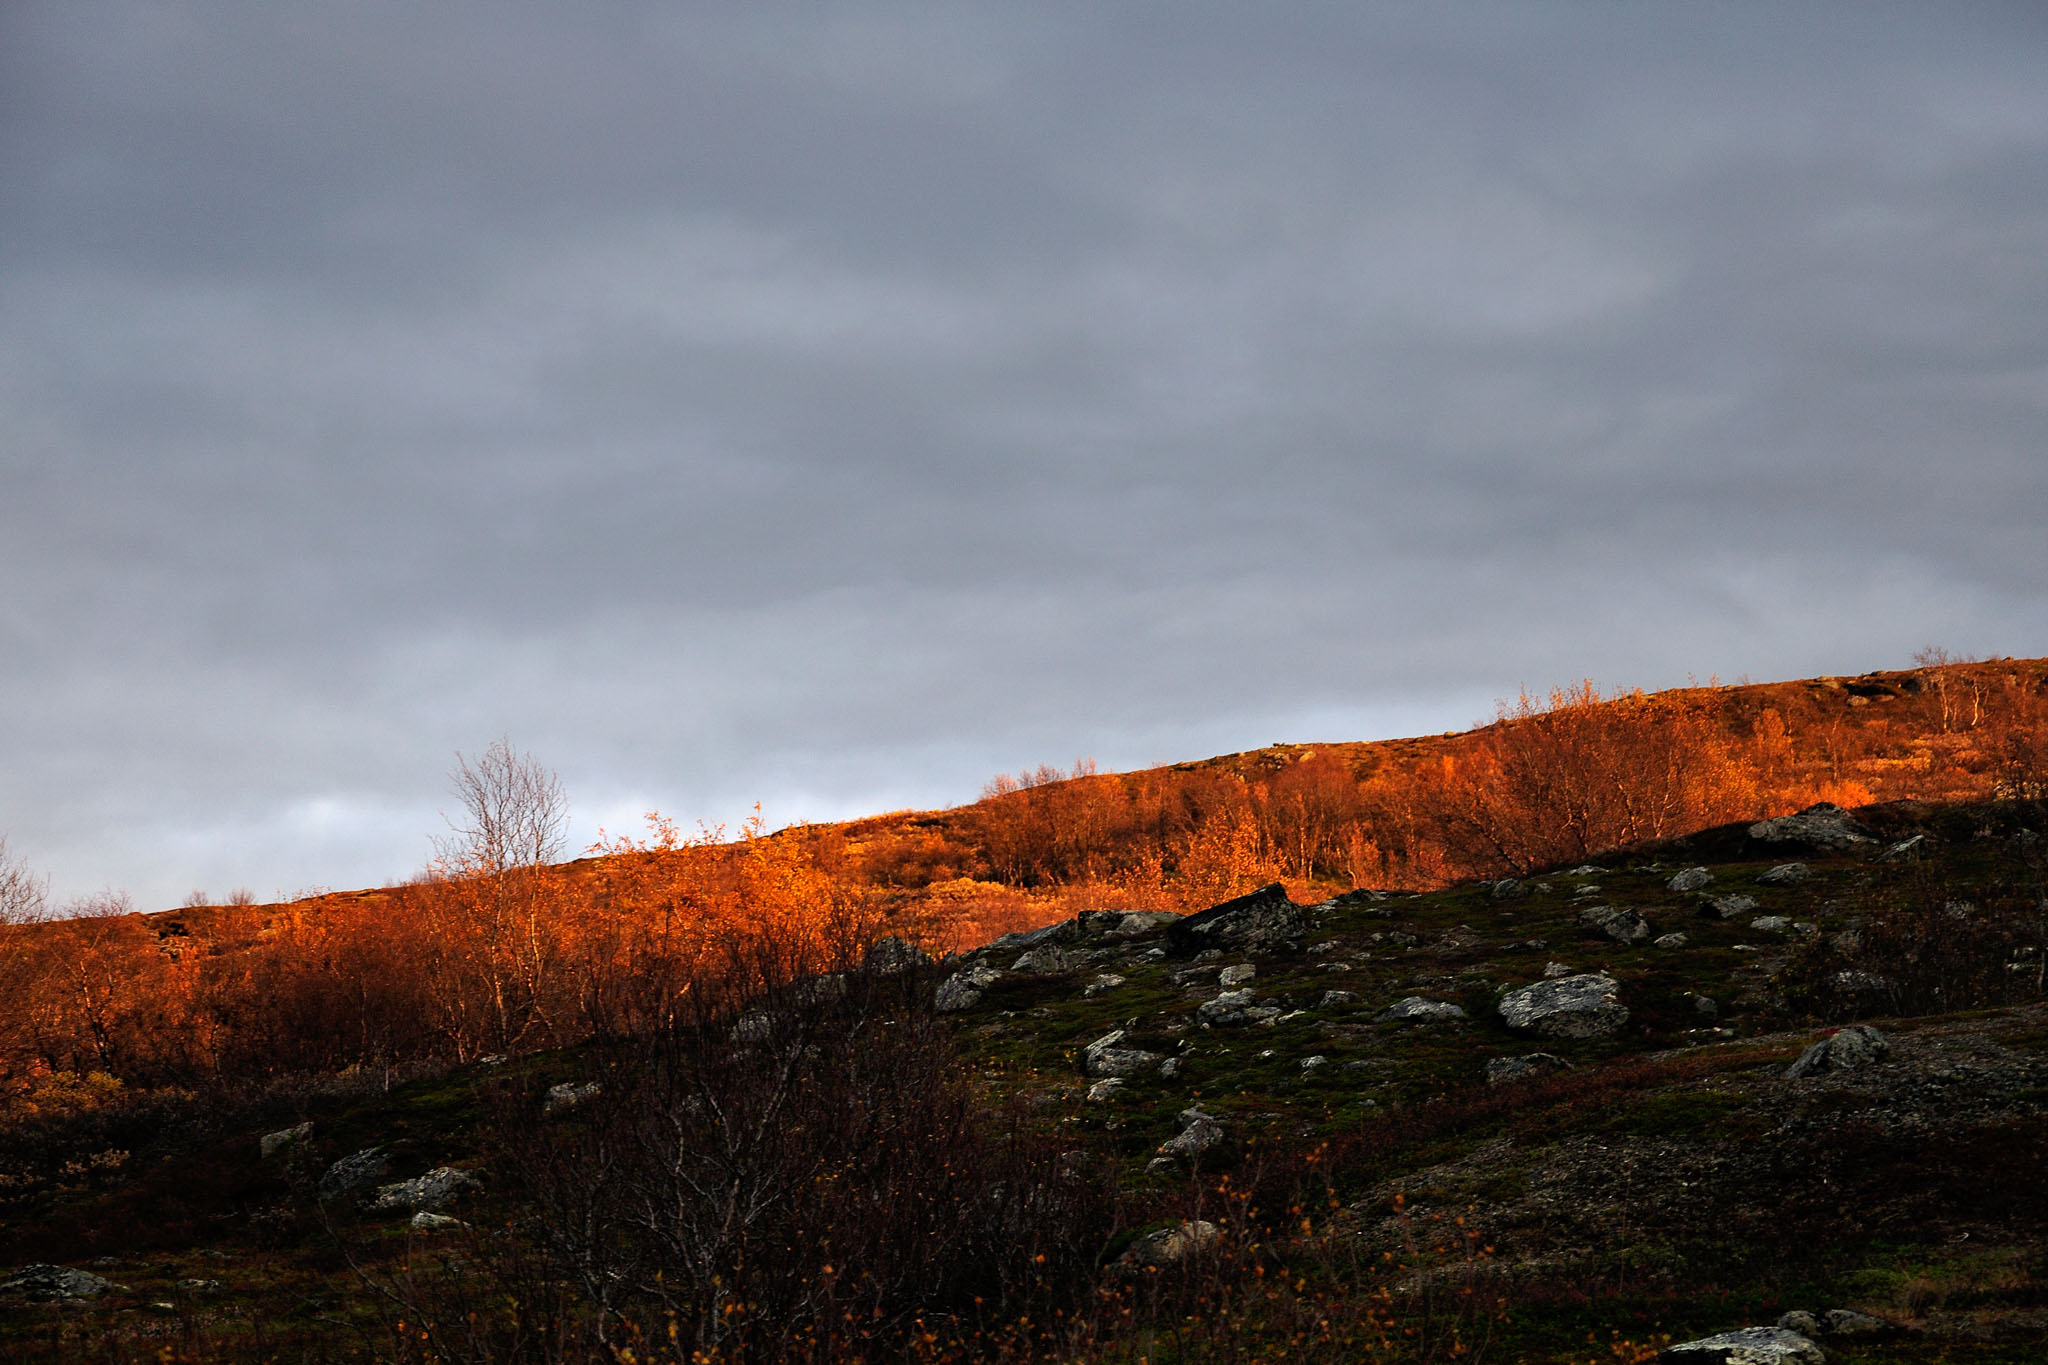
[1376,997,1467,1025]
[1081,1029,1162,1078]
[1667,867,1714,893]
[1486,1053,1570,1084]
[864,936,931,974]
[318,1147,390,1201]
[934,964,1003,1013]
[1756,863,1811,886]
[1499,973,1628,1040]
[371,1167,482,1214]
[1785,1025,1889,1079]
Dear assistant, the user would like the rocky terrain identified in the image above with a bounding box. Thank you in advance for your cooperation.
[3,798,2046,1361]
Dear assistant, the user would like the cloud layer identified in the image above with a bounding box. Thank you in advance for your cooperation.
[5,3,2046,906]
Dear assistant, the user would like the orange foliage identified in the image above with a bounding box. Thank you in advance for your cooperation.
[2,659,2045,1094]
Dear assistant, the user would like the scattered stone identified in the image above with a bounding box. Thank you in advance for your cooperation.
[1376,997,1467,1025]
[935,964,1003,1013]
[317,1147,389,1201]
[1158,1056,1181,1080]
[1684,992,1720,1019]
[1701,894,1759,920]
[1301,1055,1327,1071]
[1749,916,1793,934]
[0,1264,118,1300]
[1085,1077,1126,1102]
[1166,883,1307,955]
[410,1211,464,1231]
[1196,988,1281,1027]
[176,1278,221,1293]
[1217,963,1256,988]
[1489,878,1525,899]
[1654,932,1689,949]
[1542,961,1574,978]
[545,1081,602,1115]
[1786,1025,1889,1079]
[1118,1219,1221,1268]
[260,1121,312,1159]
[1749,802,1874,851]
[1159,1117,1225,1158]
[1757,863,1811,886]
[731,1011,774,1043]
[1879,834,1926,862]
[371,1167,482,1213]
[1145,1156,1176,1175]
[1566,864,1604,875]
[1661,1326,1824,1363]
[1083,973,1127,997]
[1775,1312,1821,1337]
[1667,867,1714,893]
[1579,906,1651,943]
[865,936,930,974]
[1498,973,1628,1040]
[1082,1029,1163,1078]
[1486,1053,1570,1084]
[1318,990,1360,1008]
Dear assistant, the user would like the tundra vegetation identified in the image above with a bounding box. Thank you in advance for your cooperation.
[0,661,2046,1362]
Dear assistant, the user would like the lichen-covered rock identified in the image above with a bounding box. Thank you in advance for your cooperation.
[1661,1326,1824,1363]
[1654,932,1689,949]
[317,1147,389,1201]
[1757,863,1811,885]
[1011,944,1076,974]
[1165,883,1306,956]
[371,1166,482,1213]
[1318,989,1360,1008]
[1579,905,1651,943]
[935,964,1002,1013]
[1217,963,1256,988]
[1486,1053,1569,1083]
[1112,911,1182,936]
[1817,1309,1894,1337]
[1879,834,1926,862]
[1082,1029,1162,1077]
[1498,973,1628,1039]
[410,1211,464,1231]
[0,1264,118,1300]
[260,1121,312,1159]
[1377,997,1466,1025]
[1749,803,1873,851]
[864,935,931,974]
[1196,988,1281,1027]
[1667,867,1714,893]
[1085,1077,1125,1102]
[1749,916,1794,934]
[1083,973,1126,996]
[1785,1025,1889,1079]
[1701,894,1759,920]
[546,1081,602,1114]
[1159,1115,1224,1158]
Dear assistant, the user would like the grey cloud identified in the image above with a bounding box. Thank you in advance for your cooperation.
[4,2,2046,905]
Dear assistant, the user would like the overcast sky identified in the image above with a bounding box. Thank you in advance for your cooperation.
[4,3,2046,909]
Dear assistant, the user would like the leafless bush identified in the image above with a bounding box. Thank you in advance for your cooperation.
[0,835,49,924]
[405,969,1117,1363]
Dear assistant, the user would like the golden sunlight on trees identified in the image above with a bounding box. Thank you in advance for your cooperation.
[1434,682,1754,875]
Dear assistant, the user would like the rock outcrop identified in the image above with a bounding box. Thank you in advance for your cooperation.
[317,1147,389,1201]
[370,1166,482,1214]
[1165,883,1307,956]
[0,1264,118,1300]
[1376,997,1466,1025]
[1748,803,1873,851]
[1661,1326,1824,1363]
